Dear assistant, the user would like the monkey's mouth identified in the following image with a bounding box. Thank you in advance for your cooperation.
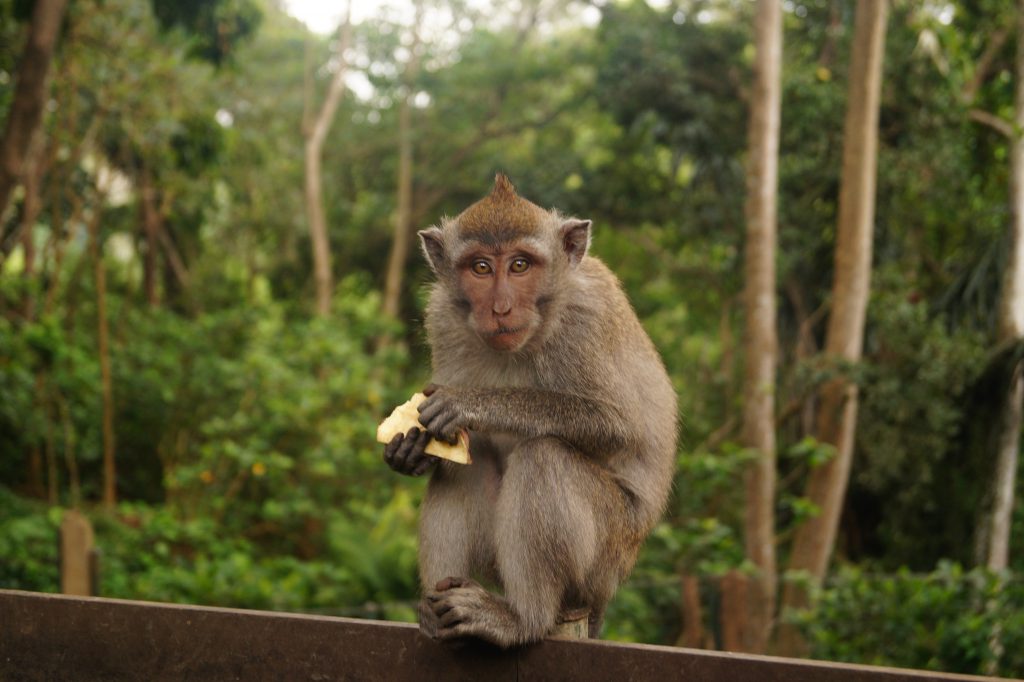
[484,325,530,350]
[487,325,526,338]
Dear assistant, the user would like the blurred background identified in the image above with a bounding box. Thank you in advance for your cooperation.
[1,0,1023,677]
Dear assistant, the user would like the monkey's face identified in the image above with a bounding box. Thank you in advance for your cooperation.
[456,244,549,352]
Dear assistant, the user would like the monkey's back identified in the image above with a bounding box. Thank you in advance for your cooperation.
[568,257,678,526]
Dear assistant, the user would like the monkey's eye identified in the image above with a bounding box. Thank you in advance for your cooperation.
[471,260,493,275]
[509,257,530,274]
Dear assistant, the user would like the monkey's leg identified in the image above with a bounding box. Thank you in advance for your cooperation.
[426,437,630,648]
[417,458,499,637]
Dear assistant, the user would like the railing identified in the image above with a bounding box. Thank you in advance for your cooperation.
[0,589,1001,681]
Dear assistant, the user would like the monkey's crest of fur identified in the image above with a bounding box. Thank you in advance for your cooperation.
[455,173,550,239]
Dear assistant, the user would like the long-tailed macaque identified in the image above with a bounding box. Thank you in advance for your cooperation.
[383,174,677,648]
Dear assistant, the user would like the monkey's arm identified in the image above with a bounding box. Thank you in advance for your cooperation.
[418,385,633,457]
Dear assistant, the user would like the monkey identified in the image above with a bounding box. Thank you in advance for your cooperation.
[382,174,677,648]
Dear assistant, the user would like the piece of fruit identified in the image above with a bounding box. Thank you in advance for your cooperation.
[376,392,471,464]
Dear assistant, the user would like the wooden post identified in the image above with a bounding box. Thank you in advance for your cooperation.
[551,607,590,640]
[677,574,706,649]
[720,570,750,651]
[59,510,95,596]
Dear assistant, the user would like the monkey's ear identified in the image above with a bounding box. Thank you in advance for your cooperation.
[560,219,592,268]
[418,227,447,273]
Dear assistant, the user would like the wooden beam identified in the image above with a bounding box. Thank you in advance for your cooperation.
[0,590,1000,682]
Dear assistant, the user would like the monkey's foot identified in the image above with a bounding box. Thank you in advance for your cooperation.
[417,595,441,639]
[420,577,519,648]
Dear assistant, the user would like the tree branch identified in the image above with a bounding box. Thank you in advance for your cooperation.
[962,26,1010,104]
[0,0,69,220]
[969,108,1014,138]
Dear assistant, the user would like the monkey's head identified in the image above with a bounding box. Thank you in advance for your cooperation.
[418,174,592,353]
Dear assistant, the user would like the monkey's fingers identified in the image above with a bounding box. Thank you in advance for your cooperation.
[431,598,455,619]
[383,433,405,471]
[435,576,477,591]
[393,427,421,469]
[411,453,440,477]
[418,401,461,444]
[385,428,429,475]
[416,394,444,424]
[386,432,410,471]
[437,607,465,628]
[395,427,430,474]
[418,598,441,639]
[428,424,460,446]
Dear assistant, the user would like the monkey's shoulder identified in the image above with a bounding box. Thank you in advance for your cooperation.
[565,257,653,345]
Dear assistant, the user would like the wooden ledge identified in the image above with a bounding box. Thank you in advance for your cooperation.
[0,589,1000,681]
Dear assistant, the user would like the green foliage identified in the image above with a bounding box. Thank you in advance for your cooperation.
[150,0,262,64]
[0,489,60,591]
[1,0,1023,675]
[853,279,989,568]
[92,493,419,618]
[0,274,425,615]
[799,563,1024,678]
[604,526,684,644]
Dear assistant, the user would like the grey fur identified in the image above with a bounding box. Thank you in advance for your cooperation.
[389,187,677,648]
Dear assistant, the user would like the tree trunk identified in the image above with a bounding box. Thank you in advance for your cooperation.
[88,202,116,511]
[27,374,45,497]
[676,574,705,649]
[302,4,352,317]
[57,394,81,508]
[140,166,161,307]
[45,403,58,505]
[720,571,750,652]
[738,0,782,655]
[382,2,424,320]
[0,0,68,222]
[986,0,1024,572]
[382,82,416,319]
[776,0,888,657]
[21,208,37,319]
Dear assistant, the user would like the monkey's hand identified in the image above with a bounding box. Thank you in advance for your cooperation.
[383,427,439,477]
[418,385,478,445]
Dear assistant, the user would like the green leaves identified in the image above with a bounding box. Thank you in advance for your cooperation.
[0,274,425,615]
[799,563,1024,677]
[150,0,262,65]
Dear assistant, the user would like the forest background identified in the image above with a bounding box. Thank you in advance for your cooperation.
[2,0,1024,677]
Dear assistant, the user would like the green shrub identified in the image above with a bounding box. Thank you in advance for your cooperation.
[798,563,1024,678]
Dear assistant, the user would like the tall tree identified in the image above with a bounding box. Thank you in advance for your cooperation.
[303,4,352,317]
[139,165,162,307]
[0,0,68,225]
[382,0,424,320]
[88,192,116,510]
[777,0,889,656]
[739,0,782,655]
[986,0,1024,572]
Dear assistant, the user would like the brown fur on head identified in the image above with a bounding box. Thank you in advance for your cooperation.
[455,174,550,243]
[418,174,591,277]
